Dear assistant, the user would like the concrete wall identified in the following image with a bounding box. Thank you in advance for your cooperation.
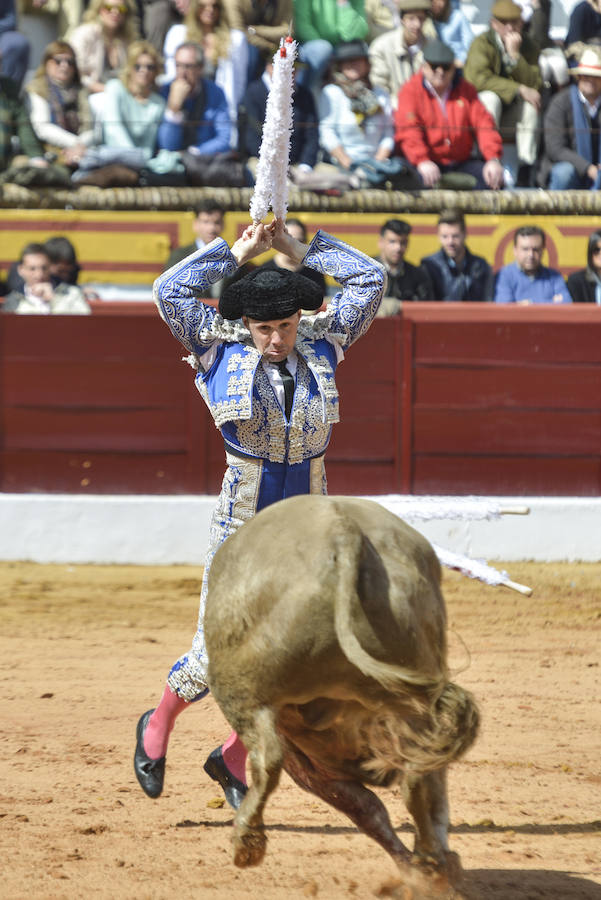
[1,494,599,564]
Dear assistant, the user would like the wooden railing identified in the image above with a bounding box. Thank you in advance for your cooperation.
[1,303,600,496]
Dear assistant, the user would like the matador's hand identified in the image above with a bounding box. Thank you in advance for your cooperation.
[271,218,308,263]
[231,222,274,266]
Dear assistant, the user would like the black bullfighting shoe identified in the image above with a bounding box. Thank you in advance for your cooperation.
[134,709,166,798]
[203,746,248,811]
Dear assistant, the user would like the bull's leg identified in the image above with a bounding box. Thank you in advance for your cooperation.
[403,769,463,890]
[232,706,283,868]
[283,747,462,900]
[403,769,450,864]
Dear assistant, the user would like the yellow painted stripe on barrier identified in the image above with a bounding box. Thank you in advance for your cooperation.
[0,209,596,286]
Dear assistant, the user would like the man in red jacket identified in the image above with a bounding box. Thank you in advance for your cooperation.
[394,39,505,189]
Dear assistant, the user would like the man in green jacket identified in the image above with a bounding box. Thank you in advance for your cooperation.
[463,0,542,187]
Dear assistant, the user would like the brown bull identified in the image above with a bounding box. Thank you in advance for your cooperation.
[205,495,479,899]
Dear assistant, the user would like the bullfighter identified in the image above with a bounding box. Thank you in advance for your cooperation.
[133,218,386,808]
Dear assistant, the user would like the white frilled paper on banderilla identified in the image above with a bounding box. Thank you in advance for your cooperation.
[362,495,533,596]
[364,495,530,521]
[431,544,532,596]
[249,36,297,224]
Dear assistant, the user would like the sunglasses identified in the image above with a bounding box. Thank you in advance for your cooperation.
[134,62,157,71]
[592,245,601,253]
[52,55,76,66]
[429,62,453,72]
[102,3,128,12]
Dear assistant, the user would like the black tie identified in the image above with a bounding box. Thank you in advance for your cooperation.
[277,360,295,420]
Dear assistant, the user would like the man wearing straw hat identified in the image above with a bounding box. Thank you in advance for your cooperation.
[539,44,601,189]
[133,217,385,809]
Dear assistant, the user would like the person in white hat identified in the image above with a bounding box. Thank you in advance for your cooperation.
[539,44,601,189]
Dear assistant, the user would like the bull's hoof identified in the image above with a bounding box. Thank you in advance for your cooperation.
[443,851,463,885]
[393,860,465,900]
[411,850,463,888]
[232,829,267,868]
[411,849,463,884]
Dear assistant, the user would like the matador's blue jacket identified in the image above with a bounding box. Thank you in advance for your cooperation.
[153,230,385,493]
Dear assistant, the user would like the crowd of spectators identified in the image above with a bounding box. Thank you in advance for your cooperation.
[377,212,595,305]
[4,0,601,190]
[2,213,601,312]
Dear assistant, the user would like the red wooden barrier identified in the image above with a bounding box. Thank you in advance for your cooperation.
[1,304,600,496]
[400,304,601,496]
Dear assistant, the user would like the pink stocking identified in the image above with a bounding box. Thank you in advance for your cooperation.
[144,685,188,759]
[221,731,248,785]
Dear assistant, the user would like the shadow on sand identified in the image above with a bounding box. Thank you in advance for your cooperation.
[460,868,601,900]
[176,819,601,898]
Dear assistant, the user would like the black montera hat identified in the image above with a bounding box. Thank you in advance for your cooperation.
[219,267,323,320]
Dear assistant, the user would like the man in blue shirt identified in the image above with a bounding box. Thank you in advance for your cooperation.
[494,225,572,304]
[421,209,493,302]
[157,41,231,158]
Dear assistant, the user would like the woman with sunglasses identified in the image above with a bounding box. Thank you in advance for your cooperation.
[70,0,140,97]
[567,231,601,303]
[72,40,183,184]
[163,0,247,142]
[26,40,94,169]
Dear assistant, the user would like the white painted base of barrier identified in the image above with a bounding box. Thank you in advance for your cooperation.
[1,494,599,565]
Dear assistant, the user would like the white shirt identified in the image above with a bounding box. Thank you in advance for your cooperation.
[23,288,51,313]
[262,353,298,412]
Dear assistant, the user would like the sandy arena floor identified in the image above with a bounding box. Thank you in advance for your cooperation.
[1,559,600,900]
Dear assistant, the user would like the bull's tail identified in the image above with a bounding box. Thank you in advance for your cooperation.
[330,510,479,779]
[331,518,443,695]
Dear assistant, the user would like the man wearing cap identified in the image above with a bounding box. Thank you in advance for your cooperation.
[539,45,601,189]
[318,40,408,187]
[395,39,505,189]
[369,0,436,109]
[133,218,385,809]
[463,0,542,187]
